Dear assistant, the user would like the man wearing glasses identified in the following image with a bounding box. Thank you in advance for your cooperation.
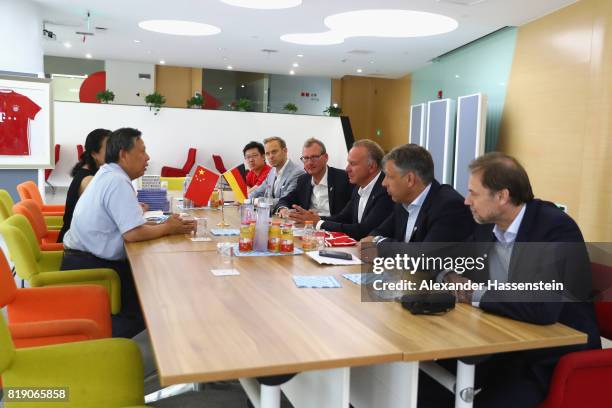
[276,138,353,217]
[243,141,271,194]
[249,136,304,205]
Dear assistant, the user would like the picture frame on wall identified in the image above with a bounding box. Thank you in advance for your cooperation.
[0,75,53,169]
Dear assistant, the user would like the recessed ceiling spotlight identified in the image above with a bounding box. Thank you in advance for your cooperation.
[63,42,72,48]
[85,53,92,59]
[241,84,245,88]
[139,20,221,36]
[134,39,141,43]
[227,65,233,70]
[222,57,228,61]
[220,0,302,9]
[281,9,458,45]
[369,60,375,64]
[289,70,295,75]
[292,62,299,67]
[219,86,223,90]
[297,54,304,58]
[159,60,166,64]
[455,74,460,78]
[356,68,363,73]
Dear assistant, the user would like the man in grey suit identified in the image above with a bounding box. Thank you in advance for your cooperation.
[249,136,305,206]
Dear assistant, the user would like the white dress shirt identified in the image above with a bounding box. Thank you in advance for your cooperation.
[357,172,381,223]
[402,183,432,242]
[310,167,330,217]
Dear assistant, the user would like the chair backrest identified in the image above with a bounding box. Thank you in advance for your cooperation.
[0,248,18,308]
[182,148,197,173]
[13,199,48,242]
[77,144,84,159]
[0,314,16,374]
[212,154,227,174]
[16,181,44,207]
[0,217,42,282]
[0,189,14,221]
[45,144,61,181]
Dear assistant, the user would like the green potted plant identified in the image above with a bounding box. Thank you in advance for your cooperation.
[187,94,203,109]
[95,89,115,104]
[283,103,298,114]
[145,92,166,115]
[324,104,342,117]
[234,97,252,112]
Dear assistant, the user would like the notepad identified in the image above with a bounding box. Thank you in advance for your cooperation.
[292,275,341,288]
[342,273,377,285]
[210,228,240,236]
[306,251,362,265]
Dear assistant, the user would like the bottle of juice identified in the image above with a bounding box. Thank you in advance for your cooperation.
[302,221,316,251]
[280,223,294,253]
[239,223,253,252]
[267,221,281,252]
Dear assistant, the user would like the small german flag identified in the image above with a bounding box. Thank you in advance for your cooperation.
[185,166,220,206]
[223,166,248,203]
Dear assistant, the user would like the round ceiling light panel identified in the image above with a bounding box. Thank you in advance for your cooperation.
[220,0,302,9]
[138,20,221,36]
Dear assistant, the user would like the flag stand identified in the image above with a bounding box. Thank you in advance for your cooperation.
[217,185,230,228]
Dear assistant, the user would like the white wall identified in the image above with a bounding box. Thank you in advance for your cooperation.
[105,60,155,105]
[0,0,43,75]
[50,102,348,186]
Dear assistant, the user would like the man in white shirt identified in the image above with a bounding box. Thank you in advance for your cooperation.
[289,139,393,240]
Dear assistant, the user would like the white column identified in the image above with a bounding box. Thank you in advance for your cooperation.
[0,0,44,75]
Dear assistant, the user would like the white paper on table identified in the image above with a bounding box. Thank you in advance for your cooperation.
[210,269,240,276]
[305,251,362,265]
[144,210,164,218]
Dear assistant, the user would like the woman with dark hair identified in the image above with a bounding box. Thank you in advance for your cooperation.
[57,128,111,242]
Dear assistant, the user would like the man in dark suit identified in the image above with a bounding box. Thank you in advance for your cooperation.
[363,144,475,244]
[288,139,394,240]
[276,138,352,217]
[427,152,600,408]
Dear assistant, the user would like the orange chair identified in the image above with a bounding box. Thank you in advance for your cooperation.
[0,248,111,348]
[16,180,65,216]
[13,199,63,251]
[161,147,197,177]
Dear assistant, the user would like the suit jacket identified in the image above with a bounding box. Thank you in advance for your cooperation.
[275,166,353,216]
[371,180,475,243]
[464,199,600,388]
[320,172,394,240]
[249,159,305,205]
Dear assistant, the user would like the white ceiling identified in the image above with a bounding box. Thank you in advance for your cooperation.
[35,0,576,78]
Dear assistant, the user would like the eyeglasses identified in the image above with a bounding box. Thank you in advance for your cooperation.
[300,154,323,162]
[245,154,261,160]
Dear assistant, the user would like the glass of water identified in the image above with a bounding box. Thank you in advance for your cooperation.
[194,217,211,241]
[314,230,326,250]
[216,242,235,268]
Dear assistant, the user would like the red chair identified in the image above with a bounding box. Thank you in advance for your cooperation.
[13,199,63,251]
[538,262,612,408]
[212,154,227,174]
[16,180,65,216]
[161,148,197,177]
[44,144,60,183]
[0,248,111,348]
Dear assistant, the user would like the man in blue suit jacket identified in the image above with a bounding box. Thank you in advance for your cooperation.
[364,144,475,244]
[432,152,600,408]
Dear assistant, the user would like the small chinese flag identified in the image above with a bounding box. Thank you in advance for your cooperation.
[185,166,220,206]
[223,166,248,204]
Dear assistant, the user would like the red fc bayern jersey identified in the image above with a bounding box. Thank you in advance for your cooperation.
[0,91,41,155]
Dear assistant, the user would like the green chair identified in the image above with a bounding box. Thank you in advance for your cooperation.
[0,189,62,230]
[0,314,150,408]
[0,215,121,314]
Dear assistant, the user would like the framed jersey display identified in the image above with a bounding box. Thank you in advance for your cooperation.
[0,75,53,168]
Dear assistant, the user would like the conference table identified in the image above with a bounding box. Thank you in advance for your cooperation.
[125,204,587,408]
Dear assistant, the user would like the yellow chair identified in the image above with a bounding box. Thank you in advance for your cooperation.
[159,176,186,191]
[0,189,62,230]
[0,215,121,314]
[0,314,150,408]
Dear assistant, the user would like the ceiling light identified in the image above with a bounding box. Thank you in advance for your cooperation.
[281,31,344,46]
[297,54,304,58]
[292,62,299,67]
[63,42,72,48]
[281,9,458,45]
[455,74,460,78]
[133,39,141,43]
[219,87,223,90]
[289,70,295,75]
[159,60,166,64]
[356,68,363,73]
[85,53,92,59]
[227,65,233,70]
[241,84,245,88]
[220,0,302,9]
[369,60,375,64]
[138,20,221,36]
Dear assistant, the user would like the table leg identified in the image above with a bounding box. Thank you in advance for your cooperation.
[239,378,281,408]
[455,361,475,408]
[351,361,418,408]
[282,367,350,407]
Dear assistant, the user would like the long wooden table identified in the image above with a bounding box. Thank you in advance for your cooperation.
[126,206,587,408]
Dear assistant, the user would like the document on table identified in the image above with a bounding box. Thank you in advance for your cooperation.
[305,251,362,265]
[292,275,341,288]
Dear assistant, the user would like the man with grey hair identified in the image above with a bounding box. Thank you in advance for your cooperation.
[364,143,474,243]
[289,139,393,240]
[249,136,304,205]
[276,137,353,217]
